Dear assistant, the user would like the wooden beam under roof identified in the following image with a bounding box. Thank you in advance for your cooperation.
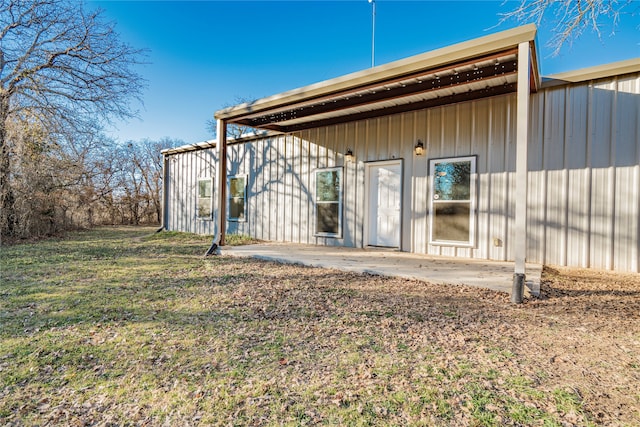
[233,58,518,130]
[231,49,517,125]
[280,83,517,133]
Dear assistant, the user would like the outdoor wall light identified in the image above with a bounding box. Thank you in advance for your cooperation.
[345,148,355,162]
[414,140,425,156]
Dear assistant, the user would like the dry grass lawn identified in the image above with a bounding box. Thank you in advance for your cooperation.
[1,227,639,426]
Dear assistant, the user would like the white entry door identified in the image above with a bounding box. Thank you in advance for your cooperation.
[367,161,402,247]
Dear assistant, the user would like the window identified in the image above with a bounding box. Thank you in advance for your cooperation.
[228,175,247,221]
[197,178,213,219]
[315,168,342,237]
[429,156,476,246]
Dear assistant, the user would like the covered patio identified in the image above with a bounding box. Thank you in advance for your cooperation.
[213,24,540,302]
[224,243,542,296]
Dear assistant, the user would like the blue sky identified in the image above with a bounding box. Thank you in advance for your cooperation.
[91,0,639,146]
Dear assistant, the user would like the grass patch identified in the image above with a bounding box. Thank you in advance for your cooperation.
[224,233,261,246]
[0,226,637,425]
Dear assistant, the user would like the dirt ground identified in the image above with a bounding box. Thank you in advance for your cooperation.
[504,266,640,425]
[205,259,640,425]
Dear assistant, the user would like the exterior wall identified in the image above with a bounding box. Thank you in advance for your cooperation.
[164,148,217,235]
[528,73,640,272]
[226,94,521,260]
[164,72,639,273]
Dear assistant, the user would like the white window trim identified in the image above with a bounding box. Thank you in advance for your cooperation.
[428,156,477,247]
[196,177,213,220]
[314,167,343,238]
[227,174,248,222]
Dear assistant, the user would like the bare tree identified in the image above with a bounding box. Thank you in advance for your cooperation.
[127,137,182,224]
[0,0,145,239]
[502,0,637,54]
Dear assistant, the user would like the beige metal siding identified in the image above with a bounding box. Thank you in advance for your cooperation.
[166,72,638,273]
[227,95,521,260]
[165,149,216,235]
[528,72,640,272]
[226,74,638,272]
[614,75,639,272]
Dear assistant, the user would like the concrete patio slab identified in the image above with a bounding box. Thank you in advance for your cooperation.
[223,243,542,296]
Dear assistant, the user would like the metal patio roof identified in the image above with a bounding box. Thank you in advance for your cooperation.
[214,24,540,133]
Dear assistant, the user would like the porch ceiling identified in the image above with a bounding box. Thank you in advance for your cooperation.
[215,24,539,134]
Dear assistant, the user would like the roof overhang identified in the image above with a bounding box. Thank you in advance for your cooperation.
[215,24,539,133]
[161,139,216,155]
[160,130,282,156]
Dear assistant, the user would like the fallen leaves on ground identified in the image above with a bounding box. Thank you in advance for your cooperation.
[1,228,639,425]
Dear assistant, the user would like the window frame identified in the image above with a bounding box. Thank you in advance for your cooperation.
[314,167,343,238]
[227,174,248,222]
[196,177,213,220]
[428,155,477,247]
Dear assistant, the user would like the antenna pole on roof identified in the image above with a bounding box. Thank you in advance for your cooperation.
[368,0,376,67]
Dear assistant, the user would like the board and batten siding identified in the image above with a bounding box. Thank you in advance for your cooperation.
[164,71,638,272]
[165,148,217,235]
